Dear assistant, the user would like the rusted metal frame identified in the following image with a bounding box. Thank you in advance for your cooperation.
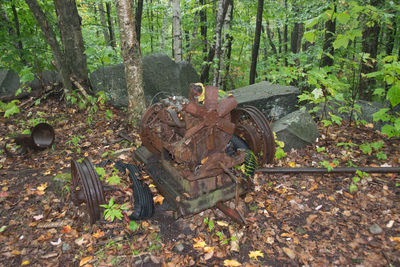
[257,167,400,174]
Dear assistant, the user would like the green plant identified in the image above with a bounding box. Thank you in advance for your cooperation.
[203,217,214,232]
[66,135,83,154]
[359,141,386,160]
[349,170,369,193]
[100,197,129,222]
[106,172,121,185]
[274,133,286,160]
[95,167,106,181]
[319,160,339,172]
[0,100,20,118]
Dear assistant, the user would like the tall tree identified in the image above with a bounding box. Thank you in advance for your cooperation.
[98,1,111,45]
[115,0,146,124]
[358,0,384,100]
[199,0,210,83]
[283,0,288,66]
[266,21,278,56]
[25,0,89,93]
[172,0,182,61]
[135,0,143,45]
[222,0,234,89]
[321,1,336,67]
[106,2,116,48]
[249,0,264,85]
[212,0,225,86]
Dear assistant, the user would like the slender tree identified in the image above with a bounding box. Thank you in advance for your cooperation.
[115,0,146,124]
[266,21,278,56]
[321,1,336,67]
[135,0,143,45]
[98,1,111,45]
[249,0,264,85]
[25,0,89,93]
[213,0,225,86]
[106,2,116,48]
[172,0,182,61]
[358,0,384,100]
[283,0,288,66]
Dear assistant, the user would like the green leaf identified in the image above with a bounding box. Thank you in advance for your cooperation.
[107,174,121,185]
[336,12,350,24]
[304,31,316,43]
[349,183,358,193]
[387,84,400,107]
[333,34,349,49]
[359,143,372,155]
[129,220,139,231]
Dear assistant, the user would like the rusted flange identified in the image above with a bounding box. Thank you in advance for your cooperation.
[139,103,163,154]
[231,106,275,165]
[31,123,55,149]
[71,158,105,224]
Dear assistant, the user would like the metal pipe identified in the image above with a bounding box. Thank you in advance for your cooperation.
[257,167,400,174]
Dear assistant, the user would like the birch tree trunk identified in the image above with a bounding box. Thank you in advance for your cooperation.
[249,0,264,85]
[219,0,233,88]
[116,0,146,124]
[172,0,182,61]
[212,0,224,86]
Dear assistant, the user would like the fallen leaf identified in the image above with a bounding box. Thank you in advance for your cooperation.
[92,229,104,239]
[61,225,72,234]
[216,221,229,227]
[193,237,206,248]
[203,246,214,253]
[309,184,318,191]
[79,256,93,266]
[50,238,62,246]
[201,157,208,164]
[306,214,318,225]
[153,194,164,205]
[204,250,214,261]
[21,261,30,266]
[33,214,44,221]
[249,250,264,260]
[244,195,253,203]
[223,259,241,266]
[282,247,296,260]
[390,237,400,243]
[288,162,296,167]
[2,186,8,191]
[281,232,295,238]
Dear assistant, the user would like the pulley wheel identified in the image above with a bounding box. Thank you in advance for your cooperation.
[231,106,275,165]
[71,158,105,224]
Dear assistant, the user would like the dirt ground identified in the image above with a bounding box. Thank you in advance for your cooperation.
[1,98,399,266]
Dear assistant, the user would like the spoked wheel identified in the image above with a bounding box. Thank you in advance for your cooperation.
[231,106,275,165]
[139,103,163,154]
[71,158,105,224]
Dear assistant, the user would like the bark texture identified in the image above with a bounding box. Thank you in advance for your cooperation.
[115,0,146,124]
[135,0,143,45]
[249,0,264,85]
[25,0,73,92]
[321,1,336,67]
[172,0,182,61]
[212,0,225,86]
[98,1,111,45]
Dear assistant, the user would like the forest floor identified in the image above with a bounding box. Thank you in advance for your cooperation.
[0,98,400,267]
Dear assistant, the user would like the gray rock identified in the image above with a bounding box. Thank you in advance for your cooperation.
[174,242,185,252]
[229,81,300,121]
[62,242,70,252]
[272,109,319,151]
[369,223,383,235]
[0,69,20,97]
[90,54,200,108]
[29,70,61,90]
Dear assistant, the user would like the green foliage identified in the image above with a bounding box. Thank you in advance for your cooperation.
[349,170,369,193]
[274,133,286,160]
[0,100,20,118]
[100,197,129,222]
[129,220,139,232]
[96,167,106,181]
[106,172,121,186]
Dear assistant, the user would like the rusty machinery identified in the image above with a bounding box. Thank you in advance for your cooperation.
[135,85,276,224]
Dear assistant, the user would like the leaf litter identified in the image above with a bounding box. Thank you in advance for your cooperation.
[0,98,399,266]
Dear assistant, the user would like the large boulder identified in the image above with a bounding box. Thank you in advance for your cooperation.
[90,54,200,108]
[0,70,20,98]
[272,109,319,151]
[229,81,300,121]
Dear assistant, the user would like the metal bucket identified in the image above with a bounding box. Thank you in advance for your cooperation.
[31,123,55,149]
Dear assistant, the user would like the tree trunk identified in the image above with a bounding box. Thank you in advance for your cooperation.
[25,0,73,92]
[277,27,282,54]
[106,3,116,48]
[283,0,288,66]
[321,1,336,67]
[212,0,224,86]
[135,0,143,45]
[115,0,146,124]
[249,0,264,85]
[199,0,209,83]
[386,18,396,56]
[160,0,171,50]
[172,0,182,61]
[222,0,234,90]
[358,0,383,100]
[54,0,89,89]
[98,1,111,45]
[266,21,277,55]
[290,22,303,54]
